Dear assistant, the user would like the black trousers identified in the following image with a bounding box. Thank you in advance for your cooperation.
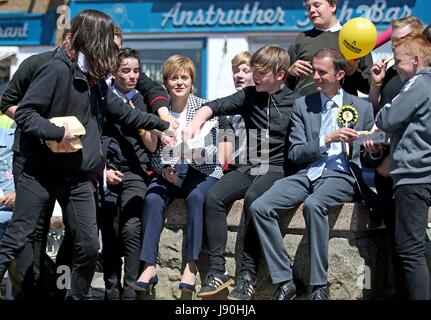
[394,183,431,300]
[204,169,284,278]
[98,171,146,300]
[0,171,99,300]
[374,173,431,299]
[11,152,56,299]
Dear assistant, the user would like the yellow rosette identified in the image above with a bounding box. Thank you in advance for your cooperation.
[338,105,359,128]
[337,106,358,159]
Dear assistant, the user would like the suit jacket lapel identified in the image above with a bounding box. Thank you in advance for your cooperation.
[306,92,323,140]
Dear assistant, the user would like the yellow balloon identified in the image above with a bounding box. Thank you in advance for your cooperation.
[338,18,377,60]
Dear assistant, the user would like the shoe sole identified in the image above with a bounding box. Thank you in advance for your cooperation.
[179,286,196,293]
[130,283,155,292]
[227,293,254,301]
[196,279,234,298]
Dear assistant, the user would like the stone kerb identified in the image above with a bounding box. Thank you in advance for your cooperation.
[148,199,398,300]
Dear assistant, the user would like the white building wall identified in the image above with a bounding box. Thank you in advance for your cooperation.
[206,36,249,100]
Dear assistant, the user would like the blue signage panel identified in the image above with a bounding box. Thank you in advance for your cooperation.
[70,0,429,33]
[0,12,56,45]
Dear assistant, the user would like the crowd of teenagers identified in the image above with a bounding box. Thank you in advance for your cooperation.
[0,0,430,300]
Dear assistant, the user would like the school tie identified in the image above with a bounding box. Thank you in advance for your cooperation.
[306,100,337,181]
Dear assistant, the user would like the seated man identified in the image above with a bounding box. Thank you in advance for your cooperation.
[0,114,15,240]
[248,48,374,300]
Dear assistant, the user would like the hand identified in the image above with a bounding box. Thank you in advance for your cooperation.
[106,169,123,185]
[165,114,179,130]
[288,60,313,77]
[325,128,359,145]
[371,58,388,85]
[363,140,383,154]
[0,192,15,207]
[182,124,200,141]
[345,59,359,76]
[5,105,17,120]
[160,131,175,149]
[162,166,179,184]
[377,154,392,177]
[57,122,80,152]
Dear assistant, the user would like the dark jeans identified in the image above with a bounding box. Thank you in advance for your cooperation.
[204,169,284,278]
[0,171,99,300]
[99,171,146,300]
[394,183,431,300]
[140,167,217,265]
[11,152,57,299]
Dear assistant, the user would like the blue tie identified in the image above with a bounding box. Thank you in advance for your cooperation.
[307,100,337,181]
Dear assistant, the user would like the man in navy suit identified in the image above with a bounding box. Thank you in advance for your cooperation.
[247,48,374,300]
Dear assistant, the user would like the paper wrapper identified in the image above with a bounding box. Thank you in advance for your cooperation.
[355,130,386,144]
[172,120,216,157]
[45,116,86,153]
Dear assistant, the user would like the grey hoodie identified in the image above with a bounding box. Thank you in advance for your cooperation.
[376,67,431,187]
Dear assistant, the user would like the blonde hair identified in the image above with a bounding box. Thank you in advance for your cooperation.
[391,16,424,34]
[231,51,253,70]
[250,45,290,78]
[393,33,431,67]
[162,55,196,84]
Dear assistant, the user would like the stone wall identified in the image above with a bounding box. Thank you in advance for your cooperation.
[138,199,431,300]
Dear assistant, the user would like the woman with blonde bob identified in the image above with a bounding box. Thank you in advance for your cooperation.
[131,55,223,293]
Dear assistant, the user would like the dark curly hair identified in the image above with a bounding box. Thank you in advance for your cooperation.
[70,10,118,79]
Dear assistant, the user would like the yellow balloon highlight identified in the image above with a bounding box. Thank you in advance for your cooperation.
[339,18,377,60]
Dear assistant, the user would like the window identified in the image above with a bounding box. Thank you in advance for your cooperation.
[248,34,298,52]
[125,39,204,97]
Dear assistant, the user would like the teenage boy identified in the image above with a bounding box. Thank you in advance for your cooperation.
[183,45,300,299]
[375,34,431,300]
[287,0,373,96]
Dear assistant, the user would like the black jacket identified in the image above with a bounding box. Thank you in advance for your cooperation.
[15,49,169,179]
[0,47,170,153]
[103,92,151,176]
[206,85,300,172]
[0,50,56,153]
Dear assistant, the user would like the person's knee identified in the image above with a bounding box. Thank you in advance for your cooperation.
[243,191,259,212]
[205,190,224,209]
[144,192,166,211]
[303,197,324,220]
[248,198,268,221]
[186,191,206,207]
[80,237,100,259]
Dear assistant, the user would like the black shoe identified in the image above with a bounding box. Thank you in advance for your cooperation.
[196,272,234,298]
[310,286,329,300]
[227,271,256,300]
[272,280,296,300]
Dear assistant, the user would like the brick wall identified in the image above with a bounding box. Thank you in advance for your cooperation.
[0,0,68,14]
[0,0,31,13]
